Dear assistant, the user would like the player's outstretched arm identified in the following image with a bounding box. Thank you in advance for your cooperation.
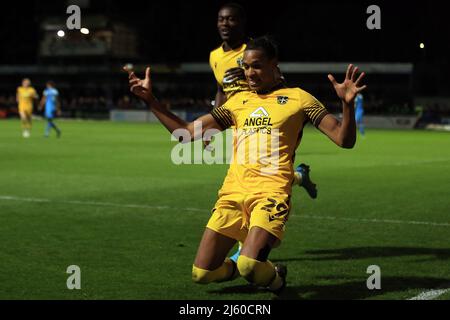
[125,66,224,142]
[318,64,367,148]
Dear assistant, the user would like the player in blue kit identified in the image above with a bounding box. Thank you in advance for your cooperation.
[39,81,62,138]
[355,93,364,136]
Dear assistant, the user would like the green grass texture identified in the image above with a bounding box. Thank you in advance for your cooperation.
[1,119,449,300]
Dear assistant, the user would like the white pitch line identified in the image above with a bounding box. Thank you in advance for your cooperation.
[1,195,449,227]
[409,288,450,300]
[299,214,450,227]
[350,158,450,169]
[0,195,207,213]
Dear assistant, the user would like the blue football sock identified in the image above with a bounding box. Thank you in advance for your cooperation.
[230,244,242,263]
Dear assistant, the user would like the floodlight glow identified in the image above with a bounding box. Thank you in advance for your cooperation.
[80,28,90,35]
[57,30,65,37]
[419,43,425,49]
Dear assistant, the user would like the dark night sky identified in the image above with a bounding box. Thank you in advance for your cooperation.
[0,0,449,64]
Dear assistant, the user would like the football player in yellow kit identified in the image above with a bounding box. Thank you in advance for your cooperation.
[16,78,39,138]
[210,3,317,263]
[125,36,366,295]
[211,3,316,196]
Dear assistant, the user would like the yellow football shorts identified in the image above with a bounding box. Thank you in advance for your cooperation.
[206,192,292,242]
[19,106,33,118]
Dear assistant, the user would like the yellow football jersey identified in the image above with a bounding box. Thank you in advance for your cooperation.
[17,86,38,110]
[210,86,329,195]
[209,43,249,99]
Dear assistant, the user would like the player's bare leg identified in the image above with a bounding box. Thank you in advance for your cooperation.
[19,111,32,138]
[239,226,287,295]
[192,228,239,284]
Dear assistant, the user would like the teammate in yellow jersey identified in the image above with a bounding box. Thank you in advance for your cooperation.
[125,36,366,295]
[210,3,250,264]
[210,3,316,263]
[210,3,249,106]
[16,78,39,138]
[211,3,316,197]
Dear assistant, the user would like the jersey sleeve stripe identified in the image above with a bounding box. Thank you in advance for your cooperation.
[210,106,233,130]
[312,109,329,127]
[304,102,329,127]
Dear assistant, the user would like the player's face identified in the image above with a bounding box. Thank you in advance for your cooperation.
[22,79,30,87]
[217,7,244,42]
[243,50,278,93]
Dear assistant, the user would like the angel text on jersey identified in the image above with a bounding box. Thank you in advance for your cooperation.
[244,107,273,127]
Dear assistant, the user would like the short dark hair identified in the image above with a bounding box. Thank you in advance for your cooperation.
[220,2,247,21]
[47,80,55,87]
[246,36,279,60]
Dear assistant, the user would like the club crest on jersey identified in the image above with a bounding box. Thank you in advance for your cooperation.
[277,96,289,105]
[250,107,269,118]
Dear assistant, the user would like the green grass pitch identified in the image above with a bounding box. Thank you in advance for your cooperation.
[0,119,449,300]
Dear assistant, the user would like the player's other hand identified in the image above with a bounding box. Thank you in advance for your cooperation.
[328,64,367,105]
[124,66,154,104]
[224,67,245,83]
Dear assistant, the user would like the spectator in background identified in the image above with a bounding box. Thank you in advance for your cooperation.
[117,95,132,109]
[0,96,7,118]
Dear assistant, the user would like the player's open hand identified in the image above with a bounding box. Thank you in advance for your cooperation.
[223,67,245,84]
[328,64,367,105]
[124,66,154,104]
